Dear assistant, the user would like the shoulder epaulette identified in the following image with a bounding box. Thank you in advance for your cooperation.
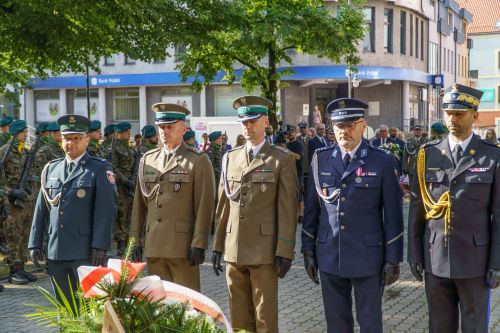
[482,140,500,149]
[89,156,108,163]
[48,157,64,164]
[422,139,441,148]
[373,146,391,155]
[316,145,335,154]
[187,146,202,155]
[270,144,290,154]
[143,147,162,157]
[227,145,244,153]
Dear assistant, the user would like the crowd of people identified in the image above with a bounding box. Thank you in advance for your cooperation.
[0,82,499,332]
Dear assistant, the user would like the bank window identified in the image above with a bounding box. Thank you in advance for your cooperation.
[104,56,115,66]
[34,90,59,100]
[124,56,136,65]
[400,11,406,55]
[410,14,413,56]
[75,89,99,98]
[415,17,419,59]
[214,85,258,117]
[362,7,375,52]
[112,89,139,121]
[384,9,393,53]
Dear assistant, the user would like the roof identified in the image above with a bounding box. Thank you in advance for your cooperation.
[459,0,500,34]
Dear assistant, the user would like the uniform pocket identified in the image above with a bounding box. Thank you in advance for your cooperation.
[251,173,275,183]
[473,231,489,246]
[260,223,275,235]
[364,232,383,247]
[45,179,62,189]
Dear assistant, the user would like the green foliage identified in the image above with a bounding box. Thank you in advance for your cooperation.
[26,238,224,332]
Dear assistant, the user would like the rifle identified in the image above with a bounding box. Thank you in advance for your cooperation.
[106,136,115,161]
[14,135,41,208]
[128,143,144,197]
[0,139,13,250]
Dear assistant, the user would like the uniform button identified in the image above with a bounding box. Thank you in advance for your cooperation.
[452,180,457,185]
[340,212,344,216]
[340,225,345,230]
[158,204,162,208]
[240,214,244,219]
[60,212,64,215]
[158,218,162,222]
[341,197,346,202]
[60,225,64,228]
[240,203,245,207]
[342,184,346,188]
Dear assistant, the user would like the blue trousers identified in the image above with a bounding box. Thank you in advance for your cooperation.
[320,271,383,333]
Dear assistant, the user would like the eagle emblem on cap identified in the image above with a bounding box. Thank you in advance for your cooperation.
[338,100,345,108]
[160,104,167,111]
[240,97,247,105]
[452,84,459,93]
[68,115,76,123]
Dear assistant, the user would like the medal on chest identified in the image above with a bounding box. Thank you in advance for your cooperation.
[355,167,363,183]
[260,183,267,192]
[77,189,86,199]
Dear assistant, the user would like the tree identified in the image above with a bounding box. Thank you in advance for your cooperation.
[177,0,366,127]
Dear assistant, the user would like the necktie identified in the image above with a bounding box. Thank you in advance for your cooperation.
[321,137,326,146]
[166,153,173,162]
[343,153,351,170]
[68,162,74,174]
[452,145,463,167]
[248,149,254,163]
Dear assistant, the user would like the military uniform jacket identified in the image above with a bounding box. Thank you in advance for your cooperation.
[408,135,500,279]
[403,137,428,174]
[205,145,222,186]
[297,135,310,174]
[111,140,136,185]
[87,139,106,158]
[34,141,65,177]
[301,141,404,278]
[213,142,299,265]
[28,153,118,260]
[129,142,215,259]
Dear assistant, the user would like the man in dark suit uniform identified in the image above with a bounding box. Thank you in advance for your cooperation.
[29,115,118,307]
[264,125,276,144]
[307,123,327,162]
[302,98,404,333]
[408,83,500,333]
[371,124,395,147]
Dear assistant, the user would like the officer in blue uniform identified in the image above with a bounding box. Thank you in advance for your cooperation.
[302,98,404,333]
[28,115,118,307]
[408,84,500,333]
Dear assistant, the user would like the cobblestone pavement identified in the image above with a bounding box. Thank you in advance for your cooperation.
[1,204,499,332]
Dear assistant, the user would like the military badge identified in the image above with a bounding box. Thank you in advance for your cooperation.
[469,149,475,155]
[106,170,116,185]
[260,183,267,192]
[174,183,181,192]
[77,189,86,199]
[355,177,362,183]
[338,100,345,108]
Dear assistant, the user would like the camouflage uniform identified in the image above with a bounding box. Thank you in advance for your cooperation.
[139,141,157,155]
[101,137,113,161]
[205,144,222,186]
[111,139,136,250]
[0,140,34,279]
[33,138,64,177]
[0,133,11,148]
[87,139,106,158]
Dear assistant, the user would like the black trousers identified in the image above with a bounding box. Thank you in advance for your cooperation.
[320,271,383,333]
[48,259,89,313]
[425,272,490,333]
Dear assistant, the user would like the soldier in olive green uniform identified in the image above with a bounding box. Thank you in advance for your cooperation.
[33,122,64,177]
[205,131,223,187]
[402,124,428,185]
[130,104,215,291]
[183,130,196,149]
[212,96,298,333]
[102,124,116,160]
[0,120,37,284]
[0,116,13,147]
[140,125,158,154]
[87,120,105,158]
[111,122,136,256]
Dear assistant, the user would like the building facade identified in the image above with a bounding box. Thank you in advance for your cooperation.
[19,0,472,143]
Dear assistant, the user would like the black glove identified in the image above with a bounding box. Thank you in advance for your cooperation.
[132,246,143,262]
[276,256,292,279]
[90,248,106,266]
[188,247,205,266]
[382,262,400,286]
[211,251,223,276]
[1,205,9,220]
[409,262,424,282]
[303,250,319,285]
[30,248,44,267]
[124,180,135,191]
[487,269,500,289]
[9,189,28,201]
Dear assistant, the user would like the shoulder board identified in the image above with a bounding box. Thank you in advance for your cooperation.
[270,144,290,154]
[143,147,162,157]
[482,139,500,149]
[369,145,391,155]
[187,146,202,155]
[89,156,108,163]
[316,145,335,154]
[422,139,441,148]
[227,145,244,153]
[48,157,64,164]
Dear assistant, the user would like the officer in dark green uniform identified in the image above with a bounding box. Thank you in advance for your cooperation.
[111,122,136,256]
[0,116,13,147]
[87,120,105,158]
[205,131,223,186]
[29,115,118,306]
[140,125,158,154]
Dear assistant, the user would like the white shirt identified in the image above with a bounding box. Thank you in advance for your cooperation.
[65,152,86,168]
[247,139,266,158]
[339,140,363,161]
[448,133,473,153]
[164,144,181,156]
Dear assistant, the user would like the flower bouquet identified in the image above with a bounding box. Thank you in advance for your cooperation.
[381,142,402,159]
[27,240,231,332]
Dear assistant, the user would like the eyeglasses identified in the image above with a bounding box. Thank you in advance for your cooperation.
[333,120,364,131]
[62,136,85,143]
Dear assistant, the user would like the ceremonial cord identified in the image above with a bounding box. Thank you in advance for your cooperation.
[417,148,452,235]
